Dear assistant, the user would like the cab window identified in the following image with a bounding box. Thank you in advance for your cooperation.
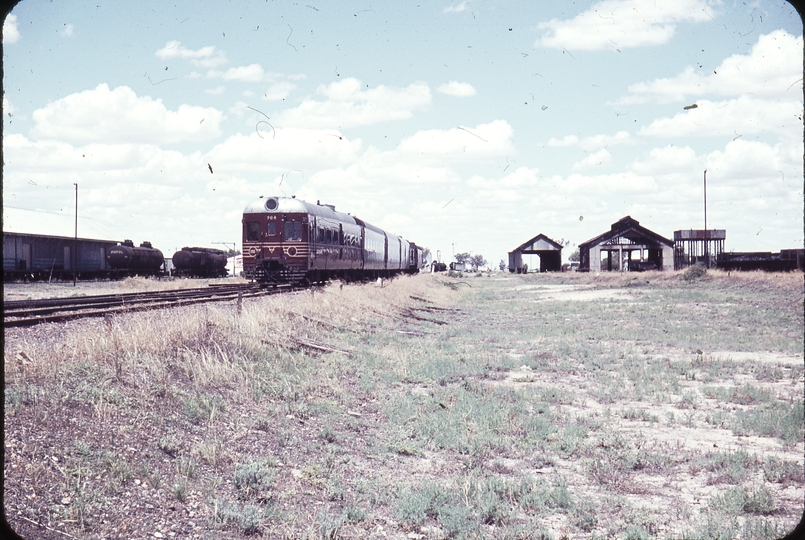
[266,222,277,236]
[284,221,302,241]
[246,221,260,241]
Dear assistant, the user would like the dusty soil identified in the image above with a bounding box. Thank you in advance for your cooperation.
[3,271,804,539]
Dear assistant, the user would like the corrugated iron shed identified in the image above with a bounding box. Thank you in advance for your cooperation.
[508,233,563,273]
[578,216,674,272]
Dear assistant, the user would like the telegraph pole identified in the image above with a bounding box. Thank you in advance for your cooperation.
[703,170,708,267]
[73,183,78,286]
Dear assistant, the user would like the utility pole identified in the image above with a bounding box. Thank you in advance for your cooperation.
[703,170,708,267]
[73,183,78,286]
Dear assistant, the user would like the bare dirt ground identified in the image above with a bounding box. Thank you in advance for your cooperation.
[3,270,804,539]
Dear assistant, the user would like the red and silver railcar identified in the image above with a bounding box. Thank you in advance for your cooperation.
[242,196,424,284]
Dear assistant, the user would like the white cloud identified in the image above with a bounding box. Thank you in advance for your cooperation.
[547,135,579,147]
[155,40,228,68]
[631,145,699,175]
[3,95,15,117]
[274,78,431,129]
[705,139,802,185]
[205,129,363,173]
[3,14,19,44]
[466,167,542,195]
[30,84,223,145]
[264,81,296,101]
[437,81,476,97]
[443,3,468,14]
[60,23,74,37]
[616,30,804,104]
[638,96,802,139]
[536,0,716,51]
[564,171,657,194]
[207,64,265,82]
[3,133,193,179]
[547,131,633,151]
[397,120,515,162]
[206,86,226,95]
[572,148,612,171]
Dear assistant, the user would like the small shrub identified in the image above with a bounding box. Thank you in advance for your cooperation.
[316,508,343,540]
[318,426,338,444]
[157,435,182,457]
[574,499,598,532]
[763,457,805,484]
[233,458,277,501]
[182,393,226,425]
[212,498,264,535]
[102,451,132,484]
[342,505,367,523]
[743,487,776,515]
[252,416,273,432]
[172,477,187,502]
[710,486,776,516]
[683,264,707,282]
[731,400,804,444]
[624,524,651,540]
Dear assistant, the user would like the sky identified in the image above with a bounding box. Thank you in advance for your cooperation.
[2,0,803,268]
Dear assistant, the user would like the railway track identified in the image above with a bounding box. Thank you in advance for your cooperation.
[4,283,296,328]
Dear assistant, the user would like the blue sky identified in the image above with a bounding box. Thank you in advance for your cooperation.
[3,0,802,267]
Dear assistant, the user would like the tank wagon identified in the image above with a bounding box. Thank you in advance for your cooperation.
[242,196,426,284]
[172,247,229,278]
[106,240,166,277]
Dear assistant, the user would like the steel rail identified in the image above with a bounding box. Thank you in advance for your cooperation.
[4,287,260,318]
[4,284,298,328]
[3,284,263,310]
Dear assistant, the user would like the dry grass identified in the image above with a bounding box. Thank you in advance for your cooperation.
[4,270,803,539]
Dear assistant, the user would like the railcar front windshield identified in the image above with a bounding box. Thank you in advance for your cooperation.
[245,221,260,241]
[283,221,302,241]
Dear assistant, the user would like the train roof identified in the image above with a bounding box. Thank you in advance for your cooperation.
[3,230,120,245]
[243,196,359,224]
[242,195,410,241]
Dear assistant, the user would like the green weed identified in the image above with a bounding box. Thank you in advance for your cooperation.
[211,498,265,535]
[233,458,278,501]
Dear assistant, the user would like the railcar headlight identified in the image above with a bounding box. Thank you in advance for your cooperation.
[265,197,279,211]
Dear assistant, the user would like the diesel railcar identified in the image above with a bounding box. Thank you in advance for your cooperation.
[242,196,426,284]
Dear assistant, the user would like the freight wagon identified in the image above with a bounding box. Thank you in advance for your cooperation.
[3,232,166,281]
[3,231,119,281]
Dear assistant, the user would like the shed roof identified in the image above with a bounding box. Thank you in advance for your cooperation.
[578,216,673,249]
[509,233,564,254]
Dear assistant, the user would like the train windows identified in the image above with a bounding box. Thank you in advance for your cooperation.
[266,222,277,236]
[246,221,260,241]
[284,221,302,241]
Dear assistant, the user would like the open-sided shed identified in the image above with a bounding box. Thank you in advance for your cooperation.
[578,216,674,272]
[508,234,563,273]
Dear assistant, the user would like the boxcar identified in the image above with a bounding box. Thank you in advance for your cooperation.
[3,231,119,280]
